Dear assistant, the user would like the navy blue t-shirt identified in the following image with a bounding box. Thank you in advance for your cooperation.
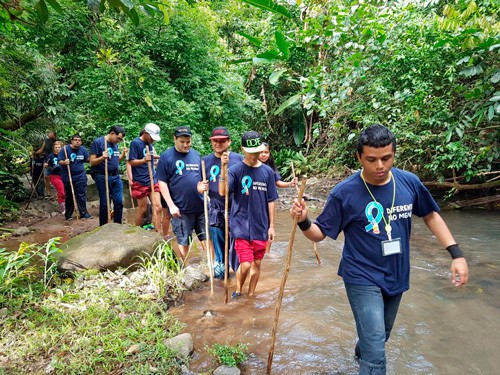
[227,162,278,241]
[202,152,244,227]
[315,168,440,296]
[128,137,155,186]
[90,136,120,175]
[156,147,204,213]
[58,145,89,183]
[46,152,61,176]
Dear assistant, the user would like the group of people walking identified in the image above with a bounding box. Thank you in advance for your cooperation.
[33,123,469,374]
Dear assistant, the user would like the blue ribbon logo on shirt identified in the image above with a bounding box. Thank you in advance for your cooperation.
[53,157,58,165]
[70,153,76,162]
[175,160,185,175]
[241,175,252,195]
[365,201,383,233]
[107,147,114,157]
[210,165,219,181]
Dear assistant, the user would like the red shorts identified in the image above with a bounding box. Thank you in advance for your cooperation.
[234,239,268,263]
[131,181,160,200]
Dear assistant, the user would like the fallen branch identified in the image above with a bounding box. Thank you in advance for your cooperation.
[423,180,500,191]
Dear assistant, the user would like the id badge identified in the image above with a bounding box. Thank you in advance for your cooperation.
[381,238,402,256]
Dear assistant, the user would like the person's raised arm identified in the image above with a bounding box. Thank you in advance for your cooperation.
[218,152,229,196]
[422,211,469,287]
[291,198,326,242]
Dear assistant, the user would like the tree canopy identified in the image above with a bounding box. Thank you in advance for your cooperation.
[1,0,499,221]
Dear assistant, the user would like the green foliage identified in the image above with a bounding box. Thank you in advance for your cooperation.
[206,342,249,367]
[0,238,62,302]
[138,239,185,303]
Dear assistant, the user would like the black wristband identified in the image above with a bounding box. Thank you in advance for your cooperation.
[446,244,464,259]
[297,217,312,231]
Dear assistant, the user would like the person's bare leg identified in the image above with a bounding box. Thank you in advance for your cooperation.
[178,244,189,262]
[44,176,52,196]
[247,259,262,296]
[236,261,251,294]
[162,209,171,237]
[135,196,148,226]
[150,191,163,236]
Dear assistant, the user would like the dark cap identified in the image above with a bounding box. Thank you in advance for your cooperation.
[241,131,266,153]
[174,126,192,137]
[209,127,230,140]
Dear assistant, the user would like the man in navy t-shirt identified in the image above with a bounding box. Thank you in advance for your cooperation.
[202,127,243,278]
[90,125,127,226]
[58,134,92,220]
[157,126,206,261]
[219,131,278,299]
[128,123,162,233]
[291,124,469,374]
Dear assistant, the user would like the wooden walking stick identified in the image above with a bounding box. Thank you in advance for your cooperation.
[291,162,321,265]
[25,162,46,210]
[266,178,307,375]
[63,145,79,220]
[201,160,214,294]
[123,138,135,209]
[145,146,159,234]
[104,138,111,222]
[223,162,230,303]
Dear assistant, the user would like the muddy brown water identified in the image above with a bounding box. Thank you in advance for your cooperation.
[171,209,500,374]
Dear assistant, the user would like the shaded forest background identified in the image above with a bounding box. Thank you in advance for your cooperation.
[0,0,499,222]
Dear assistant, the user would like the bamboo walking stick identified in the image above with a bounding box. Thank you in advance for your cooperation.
[291,162,321,265]
[223,162,229,304]
[201,160,214,294]
[266,178,307,375]
[104,138,111,222]
[63,145,79,220]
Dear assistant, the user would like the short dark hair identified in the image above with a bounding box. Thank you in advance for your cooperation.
[357,124,396,155]
[109,125,126,137]
[71,134,82,141]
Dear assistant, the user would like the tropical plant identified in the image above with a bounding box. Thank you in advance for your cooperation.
[206,342,249,367]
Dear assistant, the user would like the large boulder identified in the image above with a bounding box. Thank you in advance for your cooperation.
[57,223,162,272]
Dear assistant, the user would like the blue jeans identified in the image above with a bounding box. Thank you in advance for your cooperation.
[345,283,402,375]
[94,174,123,226]
[209,226,240,277]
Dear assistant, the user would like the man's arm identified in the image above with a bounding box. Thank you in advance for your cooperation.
[159,180,180,217]
[291,198,326,242]
[422,211,469,287]
[268,201,275,242]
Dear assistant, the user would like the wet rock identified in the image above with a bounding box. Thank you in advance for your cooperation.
[182,265,208,290]
[164,333,193,359]
[12,226,31,236]
[213,365,240,375]
[57,223,162,272]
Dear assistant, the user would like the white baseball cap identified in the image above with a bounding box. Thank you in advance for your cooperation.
[144,123,161,141]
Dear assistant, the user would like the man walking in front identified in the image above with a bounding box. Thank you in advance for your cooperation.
[90,125,128,226]
[291,124,469,374]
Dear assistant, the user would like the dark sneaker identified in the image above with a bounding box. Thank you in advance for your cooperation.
[231,291,242,299]
[81,212,93,219]
[66,216,74,221]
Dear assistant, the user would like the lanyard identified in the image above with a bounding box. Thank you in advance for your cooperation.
[361,170,396,240]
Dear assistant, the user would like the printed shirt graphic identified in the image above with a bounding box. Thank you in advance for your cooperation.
[128,137,155,186]
[58,145,89,183]
[90,136,120,175]
[202,152,244,227]
[227,162,278,241]
[46,152,61,176]
[315,168,439,296]
[156,147,204,213]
